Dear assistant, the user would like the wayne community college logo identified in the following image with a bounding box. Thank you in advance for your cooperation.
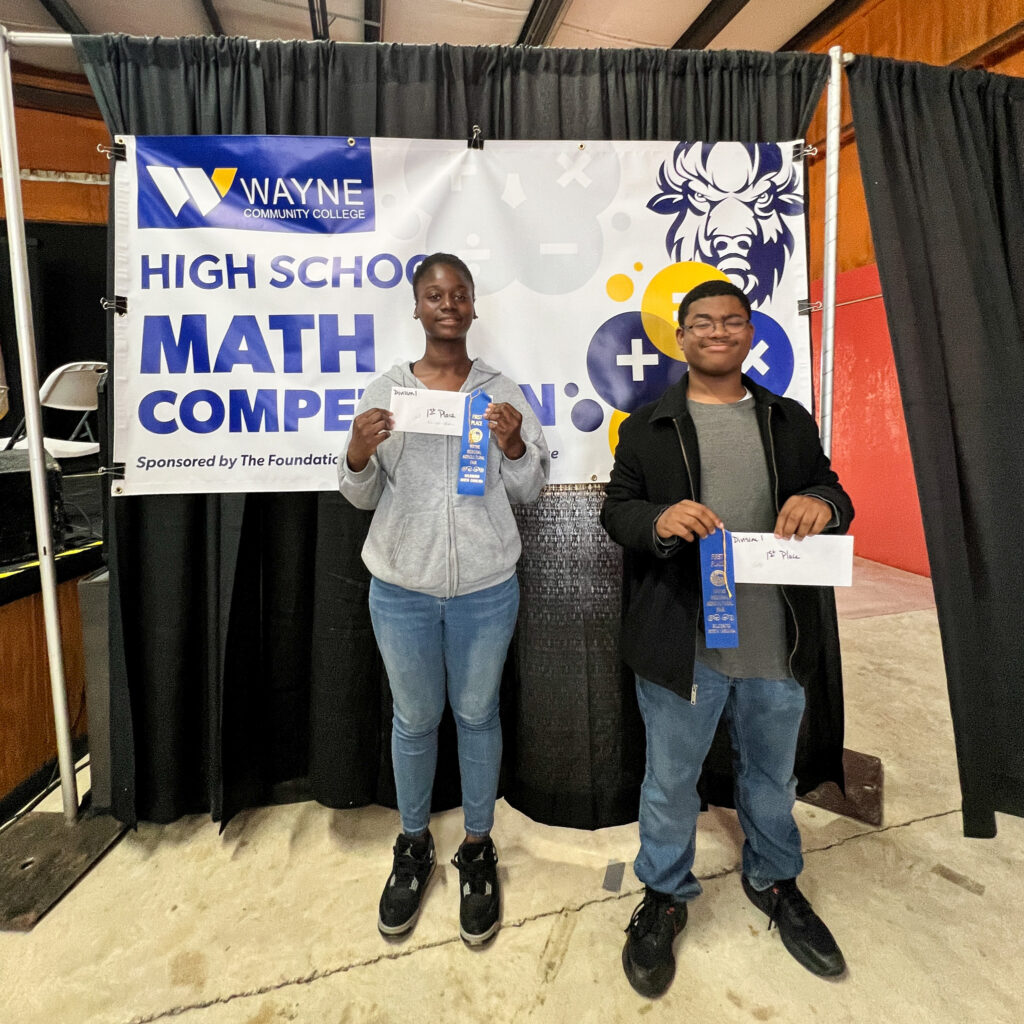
[135,136,376,234]
[146,165,237,216]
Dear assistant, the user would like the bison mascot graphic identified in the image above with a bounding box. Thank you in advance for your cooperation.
[648,141,803,308]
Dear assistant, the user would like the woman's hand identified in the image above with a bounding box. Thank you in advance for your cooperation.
[346,407,394,472]
[484,402,526,459]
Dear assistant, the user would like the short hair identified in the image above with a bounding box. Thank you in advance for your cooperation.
[411,252,475,297]
[678,279,751,325]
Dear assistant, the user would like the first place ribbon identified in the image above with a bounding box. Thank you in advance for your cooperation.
[457,389,491,496]
[699,528,739,648]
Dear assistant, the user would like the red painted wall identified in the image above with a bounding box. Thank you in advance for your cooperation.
[809,264,930,577]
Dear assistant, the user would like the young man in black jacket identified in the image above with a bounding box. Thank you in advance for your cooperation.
[601,279,854,997]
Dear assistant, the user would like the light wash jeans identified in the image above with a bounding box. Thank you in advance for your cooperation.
[634,660,806,900]
[368,574,520,837]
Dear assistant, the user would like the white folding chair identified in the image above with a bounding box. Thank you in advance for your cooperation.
[1,361,107,459]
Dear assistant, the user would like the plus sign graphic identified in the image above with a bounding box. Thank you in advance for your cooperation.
[587,311,686,413]
[617,337,660,381]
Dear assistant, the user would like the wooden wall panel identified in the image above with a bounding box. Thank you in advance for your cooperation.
[1,106,110,226]
[0,580,89,799]
[0,180,108,225]
[14,107,110,174]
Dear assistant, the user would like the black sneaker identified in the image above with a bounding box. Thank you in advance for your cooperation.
[450,838,500,945]
[378,831,435,937]
[742,875,846,977]
[621,887,688,998]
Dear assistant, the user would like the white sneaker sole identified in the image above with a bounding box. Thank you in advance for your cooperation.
[377,860,435,936]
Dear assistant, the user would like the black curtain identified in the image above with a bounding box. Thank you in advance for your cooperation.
[74,34,829,828]
[847,56,1024,838]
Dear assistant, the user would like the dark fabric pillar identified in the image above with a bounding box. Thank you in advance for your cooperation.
[847,55,1024,837]
[74,34,830,828]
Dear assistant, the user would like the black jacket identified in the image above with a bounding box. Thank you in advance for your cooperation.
[600,374,854,798]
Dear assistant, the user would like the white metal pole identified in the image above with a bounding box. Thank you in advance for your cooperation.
[819,45,845,457]
[0,25,78,821]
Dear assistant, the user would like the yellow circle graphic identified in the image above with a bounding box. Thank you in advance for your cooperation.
[605,273,634,302]
[608,409,629,456]
[641,261,731,360]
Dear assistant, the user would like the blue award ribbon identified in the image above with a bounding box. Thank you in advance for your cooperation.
[457,389,491,496]
[698,528,739,648]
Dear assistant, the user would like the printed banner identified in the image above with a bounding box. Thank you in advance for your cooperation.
[112,135,813,494]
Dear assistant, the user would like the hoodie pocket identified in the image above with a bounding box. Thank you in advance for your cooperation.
[382,510,448,591]
[452,503,516,587]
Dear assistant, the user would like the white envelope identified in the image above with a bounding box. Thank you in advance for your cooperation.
[730,532,854,587]
[389,386,466,435]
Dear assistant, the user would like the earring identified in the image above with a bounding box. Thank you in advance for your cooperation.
[413,312,419,319]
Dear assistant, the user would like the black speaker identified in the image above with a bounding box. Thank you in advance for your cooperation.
[0,449,67,565]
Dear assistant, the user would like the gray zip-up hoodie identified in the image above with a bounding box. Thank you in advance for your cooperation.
[339,359,550,598]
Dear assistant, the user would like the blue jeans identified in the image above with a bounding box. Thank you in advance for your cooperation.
[368,574,520,837]
[634,661,806,900]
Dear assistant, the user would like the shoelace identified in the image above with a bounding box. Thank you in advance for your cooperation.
[625,895,677,940]
[451,846,497,894]
[765,880,812,931]
[391,840,430,886]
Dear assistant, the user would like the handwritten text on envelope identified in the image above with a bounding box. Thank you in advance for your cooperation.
[731,533,854,587]
[389,387,465,435]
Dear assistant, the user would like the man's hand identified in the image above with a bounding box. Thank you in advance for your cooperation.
[346,407,394,472]
[774,494,833,540]
[655,500,724,542]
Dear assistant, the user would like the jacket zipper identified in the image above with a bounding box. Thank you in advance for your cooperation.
[671,419,697,495]
[447,433,457,598]
[673,417,703,691]
[766,405,800,677]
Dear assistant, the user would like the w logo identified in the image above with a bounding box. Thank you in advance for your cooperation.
[145,165,237,216]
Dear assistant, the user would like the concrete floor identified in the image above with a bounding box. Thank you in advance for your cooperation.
[6,558,1024,1024]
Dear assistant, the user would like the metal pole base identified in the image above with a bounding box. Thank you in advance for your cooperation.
[0,811,125,931]
[799,748,884,827]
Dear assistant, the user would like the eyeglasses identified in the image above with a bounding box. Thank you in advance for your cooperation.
[683,317,750,337]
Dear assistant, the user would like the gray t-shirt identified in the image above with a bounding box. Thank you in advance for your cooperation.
[688,394,790,679]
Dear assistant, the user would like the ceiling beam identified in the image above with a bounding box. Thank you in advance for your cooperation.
[11,61,102,118]
[200,0,226,36]
[364,0,381,43]
[780,0,865,51]
[951,18,1024,69]
[517,0,571,47]
[308,0,330,40]
[673,0,752,50]
[35,0,88,35]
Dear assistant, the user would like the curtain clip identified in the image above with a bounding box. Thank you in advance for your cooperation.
[798,299,823,315]
[101,296,128,316]
[98,142,126,161]
[468,125,484,150]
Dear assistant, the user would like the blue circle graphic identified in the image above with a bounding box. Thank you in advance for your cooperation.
[564,382,580,398]
[744,311,795,396]
[570,399,604,432]
[586,311,686,413]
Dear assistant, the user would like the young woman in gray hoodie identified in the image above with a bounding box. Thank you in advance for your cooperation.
[339,252,549,946]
